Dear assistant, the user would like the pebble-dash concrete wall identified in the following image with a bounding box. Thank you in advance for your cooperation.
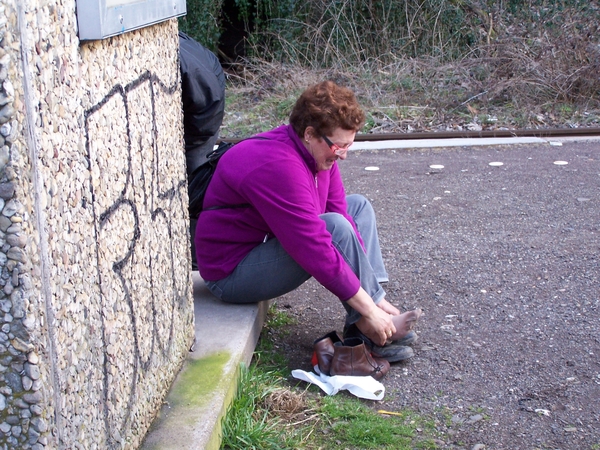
[1,0,194,448]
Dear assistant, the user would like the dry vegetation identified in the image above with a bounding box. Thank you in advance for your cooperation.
[219,2,600,139]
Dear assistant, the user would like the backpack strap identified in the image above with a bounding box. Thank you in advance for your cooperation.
[203,203,251,211]
[200,136,271,213]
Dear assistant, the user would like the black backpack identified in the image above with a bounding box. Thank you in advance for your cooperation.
[188,141,235,219]
[188,137,269,219]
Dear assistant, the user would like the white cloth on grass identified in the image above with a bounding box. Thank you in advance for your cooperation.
[291,369,385,401]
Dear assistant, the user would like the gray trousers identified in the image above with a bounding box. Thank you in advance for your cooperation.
[205,194,388,325]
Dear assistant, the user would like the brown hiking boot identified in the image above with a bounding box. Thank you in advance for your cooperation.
[329,337,390,381]
[313,331,342,376]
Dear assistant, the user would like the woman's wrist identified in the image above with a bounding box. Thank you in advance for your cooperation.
[361,303,379,319]
[346,288,377,317]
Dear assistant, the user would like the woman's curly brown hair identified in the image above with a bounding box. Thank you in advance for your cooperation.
[289,81,365,138]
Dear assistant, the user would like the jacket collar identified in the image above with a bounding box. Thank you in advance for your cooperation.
[287,125,318,175]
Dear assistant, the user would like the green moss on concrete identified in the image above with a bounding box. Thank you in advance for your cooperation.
[169,352,231,408]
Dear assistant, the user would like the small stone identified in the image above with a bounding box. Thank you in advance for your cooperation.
[2,199,19,217]
[10,293,25,319]
[30,404,43,416]
[13,398,29,409]
[0,215,12,231]
[30,417,47,433]
[5,415,19,425]
[20,274,32,290]
[10,425,21,437]
[0,422,10,433]
[25,363,40,381]
[6,233,26,247]
[0,123,10,137]
[6,223,20,234]
[32,379,42,391]
[6,247,25,262]
[22,375,32,391]
[22,315,35,330]
[7,344,23,356]
[11,319,30,341]
[27,352,39,365]
[0,105,14,125]
[23,390,43,404]
[11,337,32,352]
[3,80,14,98]
[28,426,40,441]
[472,445,486,450]
[452,415,464,424]
[0,299,10,313]
[5,371,22,392]
[0,393,5,410]
[468,414,484,423]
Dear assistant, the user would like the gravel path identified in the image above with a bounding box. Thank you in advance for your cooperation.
[273,139,600,449]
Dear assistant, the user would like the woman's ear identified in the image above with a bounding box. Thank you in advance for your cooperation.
[304,126,315,142]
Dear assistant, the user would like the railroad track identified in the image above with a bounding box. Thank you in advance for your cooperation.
[220,127,600,144]
[353,127,600,141]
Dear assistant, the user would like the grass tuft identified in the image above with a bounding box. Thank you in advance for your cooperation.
[220,365,294,450]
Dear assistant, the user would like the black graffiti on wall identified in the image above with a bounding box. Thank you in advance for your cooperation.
[80,70,190,448]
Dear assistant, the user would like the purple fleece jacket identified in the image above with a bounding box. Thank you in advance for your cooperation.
[195,124,363,301]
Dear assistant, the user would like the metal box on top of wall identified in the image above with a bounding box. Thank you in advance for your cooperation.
[76,0,187,40]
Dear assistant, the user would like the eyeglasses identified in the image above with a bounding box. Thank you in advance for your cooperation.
[322,135,352,157]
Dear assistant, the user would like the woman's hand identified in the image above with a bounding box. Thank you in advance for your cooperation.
[345,288,396,346]
[359,306,396,346]
[377,298,400,316]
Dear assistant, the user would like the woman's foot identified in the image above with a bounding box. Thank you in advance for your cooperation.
[350,307,422,348]
[389,308,422,341]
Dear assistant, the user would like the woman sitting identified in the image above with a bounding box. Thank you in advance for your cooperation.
[195,81,421,362]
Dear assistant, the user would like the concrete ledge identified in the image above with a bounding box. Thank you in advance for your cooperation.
[141,272,269,450]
